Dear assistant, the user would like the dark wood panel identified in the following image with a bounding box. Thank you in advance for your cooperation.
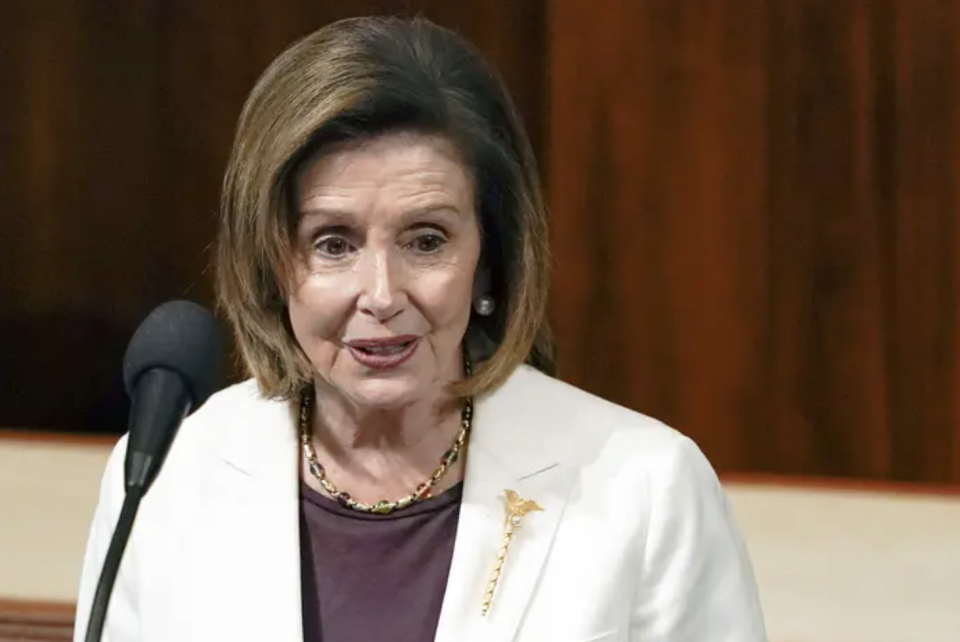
[1,0,166,432]
[721,471,960,498]
[0,1,546,433]
[761,1,892,479]
[548,0,960,483]
[885,0,960,483]
[7,0,959,484]
[0,429,116,447]
[549,0,774,472]
[0,601,73,642]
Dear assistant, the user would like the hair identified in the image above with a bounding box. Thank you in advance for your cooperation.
[215,15,554,401]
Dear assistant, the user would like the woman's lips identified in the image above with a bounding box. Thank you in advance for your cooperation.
[345,336,420,369]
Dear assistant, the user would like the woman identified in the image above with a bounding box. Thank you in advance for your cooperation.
[75,16,766,642]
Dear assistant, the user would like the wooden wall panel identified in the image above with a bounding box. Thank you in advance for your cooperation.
[0,0,546,433]
[0,600,73,642]
[5,0,959,484]
[548,0,960,483]
[886,0,960,483]
[0,0,166,431]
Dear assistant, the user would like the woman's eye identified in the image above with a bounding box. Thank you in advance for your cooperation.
[410,233,446,254]
[315,236,352,258]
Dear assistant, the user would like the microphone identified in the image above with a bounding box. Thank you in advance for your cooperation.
[84,300,224,642]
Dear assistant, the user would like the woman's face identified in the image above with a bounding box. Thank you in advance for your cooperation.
[288,131,481,410]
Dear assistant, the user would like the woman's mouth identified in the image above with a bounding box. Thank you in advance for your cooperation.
[345,337,420,369]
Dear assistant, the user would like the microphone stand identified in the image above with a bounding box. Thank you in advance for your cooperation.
[83,369,190,642]
[82,299,221,641]
[83,486,144,642]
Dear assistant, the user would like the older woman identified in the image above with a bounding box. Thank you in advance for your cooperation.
[75,15,766,642]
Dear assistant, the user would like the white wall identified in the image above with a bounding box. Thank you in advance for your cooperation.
[0,437,112,603]
[730,482,960,642]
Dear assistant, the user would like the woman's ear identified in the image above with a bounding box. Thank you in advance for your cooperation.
[467,262,498,363]
[471,263,496,317]
[472,262,492,299]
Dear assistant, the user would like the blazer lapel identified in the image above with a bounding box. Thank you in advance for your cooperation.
[181,368,573,642]
[435,368,578,642]
[189,393,304,642]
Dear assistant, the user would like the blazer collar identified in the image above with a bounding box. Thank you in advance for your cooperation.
[217,382,299,481]
[435,366,578,642]
[191,385,304,642]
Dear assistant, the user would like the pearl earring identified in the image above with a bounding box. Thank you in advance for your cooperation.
[474,295,495,316]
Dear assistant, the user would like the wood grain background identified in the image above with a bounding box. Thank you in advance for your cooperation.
[0,0,546,431]
[548,0,960,481]
[2,0,958,484]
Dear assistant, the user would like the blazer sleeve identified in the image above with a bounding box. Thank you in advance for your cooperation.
[630,435,767,641]
[73,435,140,642]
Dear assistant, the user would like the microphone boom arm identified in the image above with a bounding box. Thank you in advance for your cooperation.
[83,487,143,642]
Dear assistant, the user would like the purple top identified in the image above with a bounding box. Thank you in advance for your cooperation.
[299,480,463,642]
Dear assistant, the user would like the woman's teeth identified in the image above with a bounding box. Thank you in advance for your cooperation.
[358,342,411,355]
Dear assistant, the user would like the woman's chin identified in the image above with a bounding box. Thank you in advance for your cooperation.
[342,376,430,410]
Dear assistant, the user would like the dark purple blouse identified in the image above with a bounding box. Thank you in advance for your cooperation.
[299,480,463,642]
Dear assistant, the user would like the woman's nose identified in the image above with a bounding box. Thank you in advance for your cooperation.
[356,248,407,321]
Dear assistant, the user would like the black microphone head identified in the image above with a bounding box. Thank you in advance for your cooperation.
[123,300,224,409]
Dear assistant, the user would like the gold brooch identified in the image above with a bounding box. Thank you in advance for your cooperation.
[481,489,544,616]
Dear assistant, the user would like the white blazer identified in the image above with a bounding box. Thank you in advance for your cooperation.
[74,365,766,642]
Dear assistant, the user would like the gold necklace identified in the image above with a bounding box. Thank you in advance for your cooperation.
[299,376,473,515]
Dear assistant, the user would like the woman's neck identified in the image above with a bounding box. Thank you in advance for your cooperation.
[314,388,459,452]
[303,385,467,502]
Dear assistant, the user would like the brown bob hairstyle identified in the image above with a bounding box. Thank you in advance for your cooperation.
[216,15,554,401]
